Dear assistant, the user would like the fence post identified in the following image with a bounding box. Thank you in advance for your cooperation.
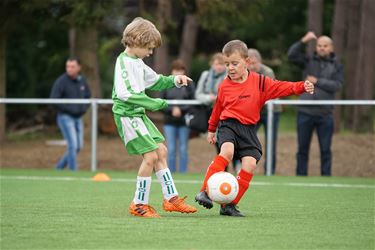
[266,101,274,176]
[91,99,98,172]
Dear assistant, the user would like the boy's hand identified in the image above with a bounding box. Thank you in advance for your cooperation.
[306,75,317,84]
[172,106,182,117]
[304,80,315,94]
[301,31,317,43]
[207,132,216,145]
[175,75,193,86]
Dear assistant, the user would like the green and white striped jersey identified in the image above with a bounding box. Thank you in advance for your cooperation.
[112,52,177,117]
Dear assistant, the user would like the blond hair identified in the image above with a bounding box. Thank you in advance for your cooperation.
[121,17,162,48]
[222,40,248,59]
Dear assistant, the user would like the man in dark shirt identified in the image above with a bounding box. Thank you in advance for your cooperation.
[50,57,91,171]
[288,31,343,176]
[161,59,195,173]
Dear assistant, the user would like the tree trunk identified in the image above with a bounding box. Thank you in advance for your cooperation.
[74,27,101,98]
[69,27,76,57]
[331,0,348,61]
[153,0,171,75]
[0,29,6,144]
[344,0,362,129]
[352,0,375,132]
[71,26,102,139]
[178,14,199,74]
[331,0,349,132]
[307,0,324,55]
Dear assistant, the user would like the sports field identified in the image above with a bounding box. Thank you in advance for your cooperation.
[1,168,374,250]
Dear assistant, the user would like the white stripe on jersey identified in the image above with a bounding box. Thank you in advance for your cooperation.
[114,54,160,101]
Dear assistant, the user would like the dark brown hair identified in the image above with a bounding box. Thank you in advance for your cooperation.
[171,59,187,72]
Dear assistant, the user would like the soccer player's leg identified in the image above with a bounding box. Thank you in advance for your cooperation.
[220,156,256,217]
[154,143,197,213]
[114,115,161,218]
[128,151,161,218]
[195,142,233,209]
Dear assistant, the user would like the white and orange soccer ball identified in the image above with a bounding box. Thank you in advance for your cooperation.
[206,171,239,204]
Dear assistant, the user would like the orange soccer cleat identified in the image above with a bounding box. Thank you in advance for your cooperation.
[163,196,197,213]
[128,202,161,218]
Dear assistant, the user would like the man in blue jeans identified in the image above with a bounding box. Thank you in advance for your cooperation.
[288,31,343,176]
[50,57,91,171]
[161,60,195,173]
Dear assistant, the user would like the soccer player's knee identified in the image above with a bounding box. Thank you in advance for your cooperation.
[157,144,168,159]
[220,143,234,161]
[242,162,256,173]
[221,151,234,162]
[144,152,159,167]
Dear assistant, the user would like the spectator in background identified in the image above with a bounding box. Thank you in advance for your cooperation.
[161,59,195,173]
[50,57,91,171]
[195,53,226,107]
[288,31,343,176]
[248,48,280,175]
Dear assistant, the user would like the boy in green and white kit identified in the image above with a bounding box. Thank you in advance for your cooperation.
[113,17,197,218]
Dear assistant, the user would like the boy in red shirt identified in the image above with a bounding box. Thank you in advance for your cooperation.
[195,40,314,217]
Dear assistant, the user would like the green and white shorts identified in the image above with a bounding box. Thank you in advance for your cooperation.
[113,114,165,155]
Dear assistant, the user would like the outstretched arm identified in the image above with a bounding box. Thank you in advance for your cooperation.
[288,31,317,67]
[261,76,314,103]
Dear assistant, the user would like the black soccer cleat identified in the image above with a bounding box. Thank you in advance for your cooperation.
[219,203,245,217]
[194,191,213,209]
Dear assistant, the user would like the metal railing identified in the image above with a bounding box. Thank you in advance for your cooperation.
[265,100,375,176]
[1,98,374,175]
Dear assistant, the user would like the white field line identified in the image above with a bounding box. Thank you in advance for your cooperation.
[0,175,374,189]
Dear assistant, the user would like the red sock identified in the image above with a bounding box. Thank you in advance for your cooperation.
[231,169,253,205]
[200,155,229,192]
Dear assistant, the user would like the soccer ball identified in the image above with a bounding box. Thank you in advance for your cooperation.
[206,171,239,204]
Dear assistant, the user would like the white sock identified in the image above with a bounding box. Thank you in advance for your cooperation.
[133,176,151,204]
[155,168,178,200]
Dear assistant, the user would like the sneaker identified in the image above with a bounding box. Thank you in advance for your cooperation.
[219,203,245,217]
[128,202,161,218]
[163,196,197,213]
[194,191,213,209]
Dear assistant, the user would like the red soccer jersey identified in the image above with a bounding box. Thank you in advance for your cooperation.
[208,72,306,132]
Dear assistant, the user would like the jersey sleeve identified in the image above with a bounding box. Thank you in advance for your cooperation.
[260,75,305,104]
[143,63,176,91]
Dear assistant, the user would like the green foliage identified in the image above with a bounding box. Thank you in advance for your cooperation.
[4,0,337,123]
[59,0,115,27]
[98,37,122,98]
[198,0,260,34]
[189,54,210,83]
[6,6,69,99]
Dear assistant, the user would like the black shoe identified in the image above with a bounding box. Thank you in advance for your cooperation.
[220,204,245,217]
[194,191,213,209]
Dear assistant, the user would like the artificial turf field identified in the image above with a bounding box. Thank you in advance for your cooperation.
[0,168,374,250]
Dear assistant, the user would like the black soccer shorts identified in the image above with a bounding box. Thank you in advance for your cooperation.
[217,118,262,162]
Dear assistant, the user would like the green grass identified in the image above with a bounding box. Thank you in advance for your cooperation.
[1,168,374,250]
